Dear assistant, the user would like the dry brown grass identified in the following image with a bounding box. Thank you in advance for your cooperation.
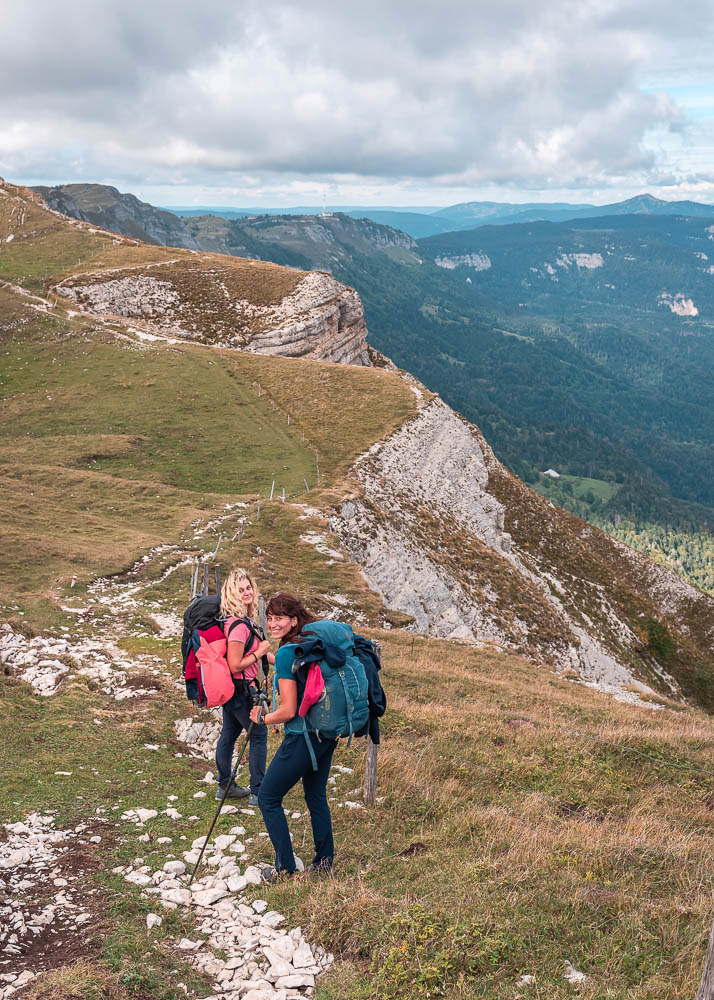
[0,462,218,598]
[219,349,416,481]
[272,632,714,998]
[487,461,714,707]
[0,181,304,309]
[24,960,129,1000]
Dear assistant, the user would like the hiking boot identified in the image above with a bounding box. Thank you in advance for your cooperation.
[248,793,259,807]
[215,782,249,800]
[307,858,333,876]
[260,865,294,884]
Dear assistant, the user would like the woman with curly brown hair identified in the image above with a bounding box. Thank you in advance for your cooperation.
[249,592,339,882]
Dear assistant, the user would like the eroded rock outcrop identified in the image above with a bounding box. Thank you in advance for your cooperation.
[246,270,370,364]
[332,393,713,701]
[55,264,371,366]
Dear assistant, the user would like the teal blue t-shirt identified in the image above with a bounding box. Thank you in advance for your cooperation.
[274,644,302,732]
[275,643,298,682]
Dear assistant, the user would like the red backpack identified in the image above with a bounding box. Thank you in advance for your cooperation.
[181,595,263,708]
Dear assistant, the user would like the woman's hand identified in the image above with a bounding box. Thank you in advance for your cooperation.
[249,704,266,725]
[255,639,271,659]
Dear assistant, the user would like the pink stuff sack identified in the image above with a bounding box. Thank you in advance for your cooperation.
[196,625,235,708]
[298,662,325,717]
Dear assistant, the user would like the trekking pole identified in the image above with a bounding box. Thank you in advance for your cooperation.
[258,598,278,733]
[258,598,270,686]
[188,689,269,886]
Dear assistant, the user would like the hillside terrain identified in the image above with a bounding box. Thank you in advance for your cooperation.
[29,183,714,595]
[2,182,371,366]
[181,212,419,269]
[167,192,714,237]
[2,178,714,999]
[33,184,201,250]
[171,192,714,237]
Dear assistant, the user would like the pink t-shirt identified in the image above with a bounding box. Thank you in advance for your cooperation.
[223,617,260,683]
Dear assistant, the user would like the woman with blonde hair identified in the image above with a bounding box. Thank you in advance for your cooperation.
[215,567,273,805]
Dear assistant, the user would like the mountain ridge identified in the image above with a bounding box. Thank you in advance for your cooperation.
[4,179,372,366]
[28,180,714,598]
[3,177,713,710]
[4,174,714,996]
[32,182,201,249]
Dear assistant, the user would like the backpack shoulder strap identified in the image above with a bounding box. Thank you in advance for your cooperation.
[225,616,261,644]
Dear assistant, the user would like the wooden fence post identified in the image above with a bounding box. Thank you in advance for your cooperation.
[363,737,378,806]
[697,915,714,999]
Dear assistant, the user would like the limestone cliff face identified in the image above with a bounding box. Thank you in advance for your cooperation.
[244,271,370,364]
[55,262,371,366]
[331,391,714,703]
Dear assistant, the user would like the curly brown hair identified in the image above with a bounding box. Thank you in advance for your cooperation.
[266,592,317,646]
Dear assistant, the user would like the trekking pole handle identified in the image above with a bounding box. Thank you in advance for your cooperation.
[257,689,268,723]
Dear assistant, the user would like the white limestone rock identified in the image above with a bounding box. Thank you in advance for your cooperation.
[243,866,263,885]
[163,861,186,875]
[192,888,229,907]
[160,888,193,905]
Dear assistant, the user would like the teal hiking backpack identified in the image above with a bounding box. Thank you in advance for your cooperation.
[283,619,369,769]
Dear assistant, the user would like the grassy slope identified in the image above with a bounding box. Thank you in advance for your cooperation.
[0,276,413,621]
[2,313,713,1000]
[2,185,714,999]
[3,631,714,1000]
[484,454,714,708]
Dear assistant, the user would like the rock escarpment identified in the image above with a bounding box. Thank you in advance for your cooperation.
[3,178,372,366]
[181,211,420,268]
[32,183,200,250]
[55,262,371,366]
[246,270,370,364]
[332,392,714,701]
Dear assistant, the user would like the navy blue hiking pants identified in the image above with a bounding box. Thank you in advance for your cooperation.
[215,686,267,794]
[257,730,337,873]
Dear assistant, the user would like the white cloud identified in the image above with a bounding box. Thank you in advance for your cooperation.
[2,0,713,203]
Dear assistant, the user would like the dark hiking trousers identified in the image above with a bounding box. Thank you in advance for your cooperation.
[215,687,267,794]
[257,730,337,873]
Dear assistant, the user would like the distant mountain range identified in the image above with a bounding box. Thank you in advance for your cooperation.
[431,193,714,229]
[168,204,457,238]
[30,181,714,594]
[35,183,714,241]
[6,177,714,707]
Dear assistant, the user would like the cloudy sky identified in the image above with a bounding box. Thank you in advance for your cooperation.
[2,0,714,207]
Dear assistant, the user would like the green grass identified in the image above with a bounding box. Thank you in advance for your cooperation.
[0,334,316,495]
[533,473,622,505]
[0,279,414,619]
[5,178,713,998]
[4,635,714,999]
[561,475,622,503]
